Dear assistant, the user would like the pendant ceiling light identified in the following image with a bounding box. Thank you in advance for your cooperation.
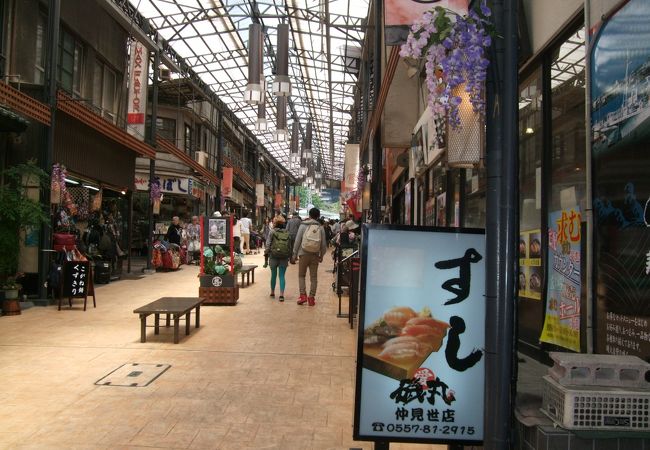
[315,154,322,180]
[273,23,291,97]
[303,121,313,160]
[274,96,288,141]
[305,161,314,185]
[290,121,300,167]
[244,23,263,105]
[300,156,307,177]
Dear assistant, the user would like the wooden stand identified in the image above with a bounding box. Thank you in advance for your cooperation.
[199,286,239,305]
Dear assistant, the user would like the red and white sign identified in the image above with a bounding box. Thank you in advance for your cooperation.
[127,40,149,140]
[221,167,233,198]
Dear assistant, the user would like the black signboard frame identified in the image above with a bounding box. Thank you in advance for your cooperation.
[353,223,485,446]
[200,215,234,275]
[59,261,96,311]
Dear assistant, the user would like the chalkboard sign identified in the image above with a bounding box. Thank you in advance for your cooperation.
[63,261,91,298]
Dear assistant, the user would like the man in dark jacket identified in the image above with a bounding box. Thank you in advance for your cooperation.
[286,211,302,251]
[165,216,182,246]
[291,208,327,306]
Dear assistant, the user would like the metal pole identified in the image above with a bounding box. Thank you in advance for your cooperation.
[583,0,594,354]
[145,50,159,272]
[484,0,518,448]
[370,0,382,224]
[216,110,224,211]
[38,0,60,301]
[325,0,335,171]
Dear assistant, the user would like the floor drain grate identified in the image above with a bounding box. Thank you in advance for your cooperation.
[95,363,170,387]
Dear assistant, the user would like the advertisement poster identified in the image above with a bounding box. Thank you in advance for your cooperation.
[591,0,650,358]
[425,198,435,226]
[540,208,581,352]
[404,180,412,225]
[384,0,468,46]
[255,183,265,207]
[208,218,227,245]
[221,167,233,198]
[354,225,485,445]
[518,229,542,300]
[436,193,447,227]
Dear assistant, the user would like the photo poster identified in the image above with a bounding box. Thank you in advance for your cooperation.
[384,0,469,46]
[518,229,542,300]
[405,180,413,225]
[540,208,581,352]
[590,0,650,358]
[354,225,485,445]
[436,193,447,227]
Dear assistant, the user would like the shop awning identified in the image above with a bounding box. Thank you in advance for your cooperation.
[0,105,29,133]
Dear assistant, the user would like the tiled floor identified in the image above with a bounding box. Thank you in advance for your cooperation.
[0,252,445,450]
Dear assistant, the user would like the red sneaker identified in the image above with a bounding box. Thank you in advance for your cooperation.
[297,294,308,305]
[307,296,316,306]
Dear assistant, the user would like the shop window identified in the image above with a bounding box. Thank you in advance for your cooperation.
[92,59,117,123]
[464,168,486,228]
[145,116,176,143]
[58,28,83,96]
[34,12,46,84]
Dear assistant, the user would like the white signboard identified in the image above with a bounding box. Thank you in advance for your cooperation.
[127,40,149,140]
[135,174,190,195]
[256,183,265,207]
[354,225,485,445]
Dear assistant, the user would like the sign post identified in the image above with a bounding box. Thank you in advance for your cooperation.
[354,224,485,446]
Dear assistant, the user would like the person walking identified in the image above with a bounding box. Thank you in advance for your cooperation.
[232,216,242,254]
[291,207,327,306]
[286,211,302,252]
[240,211,252,255]
[265,215,290,302]
[165,216,182,246]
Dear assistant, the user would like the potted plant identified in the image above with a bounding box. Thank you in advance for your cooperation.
[198,245,240,305]
[2,273,23,315]
[0,160,50,315]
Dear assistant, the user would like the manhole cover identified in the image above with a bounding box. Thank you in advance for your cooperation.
[95,363,170,387]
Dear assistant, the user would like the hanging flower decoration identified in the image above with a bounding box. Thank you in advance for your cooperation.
[400,1,494,129]
[149,177,162,202]
[352,165,370,200]
[51,163,67,203]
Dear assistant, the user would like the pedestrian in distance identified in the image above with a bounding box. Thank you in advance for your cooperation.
[265,215,290,302]
[232,216,242,254]
[286,211,302,254]
[240,211,253,255]
[291,207,327,306]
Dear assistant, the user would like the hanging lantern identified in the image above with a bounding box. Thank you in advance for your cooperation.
[255,69,267,130]
[290,121,300,167]
[274,96,288,141]
[244,23,263,105]
[315,154,322,180]
[273,23,291,97]
[300,156,307,177]
[305,161,314,185]
[303,121,313,160]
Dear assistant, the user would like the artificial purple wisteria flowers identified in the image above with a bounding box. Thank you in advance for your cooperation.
[400,1,494,133]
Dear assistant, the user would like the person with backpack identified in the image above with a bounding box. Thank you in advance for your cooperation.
[265,214,290,302]
[291,207,327,306]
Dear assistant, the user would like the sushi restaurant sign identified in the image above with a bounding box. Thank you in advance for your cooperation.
[354,225,485,445]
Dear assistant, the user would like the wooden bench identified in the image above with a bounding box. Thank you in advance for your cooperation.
[239,265,258,287]
[133,297,204,344]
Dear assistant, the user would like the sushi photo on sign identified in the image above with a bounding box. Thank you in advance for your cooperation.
[355,226,485,444]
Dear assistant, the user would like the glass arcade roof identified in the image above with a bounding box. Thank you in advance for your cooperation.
[133,0,370,180]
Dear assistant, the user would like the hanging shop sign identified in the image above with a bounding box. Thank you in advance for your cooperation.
[384,0,468,46]
[256,183,265,207]
[540,207,582,352]
[222,167,234,198]
[126,40,149,140]
[591,0,650,358]
[190,179,207,199]
[518,229,542,300]
[274,192,283,208]
[135,174,190,195]
[344,143,360,195]
[354,225,485,445]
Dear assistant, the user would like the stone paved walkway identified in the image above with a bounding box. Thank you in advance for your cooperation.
[0,251,445,450]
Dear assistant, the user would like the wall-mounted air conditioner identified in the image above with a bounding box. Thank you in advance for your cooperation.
[159,68,171,81]
[195,151,208,168]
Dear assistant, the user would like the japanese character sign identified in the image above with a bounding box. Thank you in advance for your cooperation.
[355,225,485,444]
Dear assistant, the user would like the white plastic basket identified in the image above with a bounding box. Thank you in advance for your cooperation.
[541,375,650,431]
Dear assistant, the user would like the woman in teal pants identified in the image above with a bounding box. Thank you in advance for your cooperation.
[265,215,290,301]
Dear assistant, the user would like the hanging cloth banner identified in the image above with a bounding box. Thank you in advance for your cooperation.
[256,183,265,207]
[221,167,233,198]
[540,206,582,352]
[274,193,283,208]
[126,40,149,140]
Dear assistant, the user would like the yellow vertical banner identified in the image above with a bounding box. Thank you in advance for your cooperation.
[540,207,582,352]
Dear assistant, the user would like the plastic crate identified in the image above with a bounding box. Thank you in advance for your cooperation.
[541,375,650,431]
[548,352,650,389]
